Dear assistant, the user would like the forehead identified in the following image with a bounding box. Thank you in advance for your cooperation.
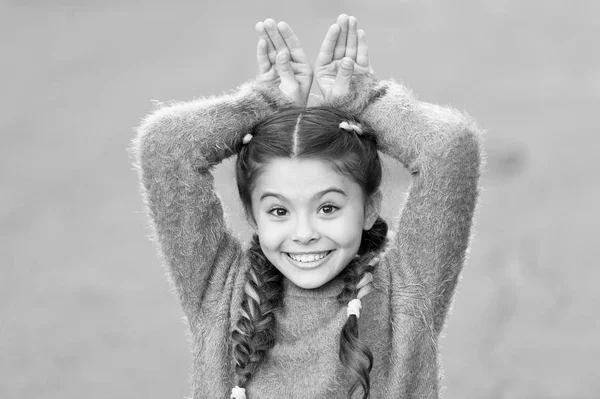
[252,157,363,200]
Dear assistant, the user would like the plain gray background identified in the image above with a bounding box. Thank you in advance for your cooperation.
[2,1,598,398]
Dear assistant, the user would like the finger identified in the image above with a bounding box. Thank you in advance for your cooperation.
[333,14,349,59]
[256,39,271,75]
[345,16,358,61]
[357,29,369,68]
[255,21,276,64]
[315,23,341,67]
[276,51,296,84]
[277,21,308,63]
[264,18,288,53]
[331,57,354,98]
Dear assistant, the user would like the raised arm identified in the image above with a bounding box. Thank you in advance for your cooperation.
[362,79,481,336]
[131,20,311,324]
[318,16,483,335]
[131,80,292,323]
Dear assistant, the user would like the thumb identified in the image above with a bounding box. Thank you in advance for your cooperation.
[276,51,301,105]
[276,51,296,83]
[331,57,354,98]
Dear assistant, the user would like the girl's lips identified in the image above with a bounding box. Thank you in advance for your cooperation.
[287,251,330,262]
[285,250,334,269]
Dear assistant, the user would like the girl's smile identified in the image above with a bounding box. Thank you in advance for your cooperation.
[286,250,334,269]
[250,157,379,289]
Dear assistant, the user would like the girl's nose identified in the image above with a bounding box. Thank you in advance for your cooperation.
[292,216,319,244]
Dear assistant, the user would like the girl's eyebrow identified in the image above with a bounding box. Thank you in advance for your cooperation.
[259,187,347,202]
[313,187,347,199]
[260,192,284,201]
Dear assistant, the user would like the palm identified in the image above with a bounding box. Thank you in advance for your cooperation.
[258,54,313,82]
[290,62,314,92]
[315,62,339,98]
[316,60,371,99]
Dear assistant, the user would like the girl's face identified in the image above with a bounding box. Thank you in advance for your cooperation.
[250,157,379,289]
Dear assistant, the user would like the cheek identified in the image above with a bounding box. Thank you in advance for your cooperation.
[255,218,286,249]
[325,212,365,246]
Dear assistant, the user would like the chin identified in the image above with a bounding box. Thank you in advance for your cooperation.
[290,279,324,290]
[286,272,337,290]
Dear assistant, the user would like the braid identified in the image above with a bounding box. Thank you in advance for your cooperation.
[337,217,388,399]
[231,235,284,397]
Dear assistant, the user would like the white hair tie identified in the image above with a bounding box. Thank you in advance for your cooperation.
[347,298,362,318]
[242,133,253,145]
[339,121,363,135]
[230,385,246,399]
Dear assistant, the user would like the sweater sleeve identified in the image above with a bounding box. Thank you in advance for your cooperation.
[326,75,483,335]
[131,80,293,323]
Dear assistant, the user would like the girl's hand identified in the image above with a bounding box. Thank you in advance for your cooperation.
[315,14,373,101]
[256,19,313,107]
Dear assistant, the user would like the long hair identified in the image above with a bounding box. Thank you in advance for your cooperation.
[232,107,388,398]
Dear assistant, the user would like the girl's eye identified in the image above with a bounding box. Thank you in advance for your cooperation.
[319,204,338,214]
[269,207,288,217]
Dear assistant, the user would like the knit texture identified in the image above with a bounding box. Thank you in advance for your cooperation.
[131,76,483,398]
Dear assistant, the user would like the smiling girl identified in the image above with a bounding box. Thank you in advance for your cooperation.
[132,14,482,399]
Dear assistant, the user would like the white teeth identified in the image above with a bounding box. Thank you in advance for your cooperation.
[288,252,328,263]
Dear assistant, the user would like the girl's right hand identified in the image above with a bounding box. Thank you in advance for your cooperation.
[315,14,374,101]
[256,19,314,107]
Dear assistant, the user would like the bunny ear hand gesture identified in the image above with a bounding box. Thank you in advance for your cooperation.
[254,15,373,105]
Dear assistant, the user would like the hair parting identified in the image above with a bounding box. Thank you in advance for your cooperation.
[292,113,302,156]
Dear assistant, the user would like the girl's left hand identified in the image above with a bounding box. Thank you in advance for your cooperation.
[256,19,313,107]
[315,14,374,101]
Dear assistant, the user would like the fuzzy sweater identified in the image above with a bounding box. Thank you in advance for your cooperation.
[132,75,482,398]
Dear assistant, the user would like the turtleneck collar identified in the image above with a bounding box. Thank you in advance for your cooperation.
[282,273,347,298]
